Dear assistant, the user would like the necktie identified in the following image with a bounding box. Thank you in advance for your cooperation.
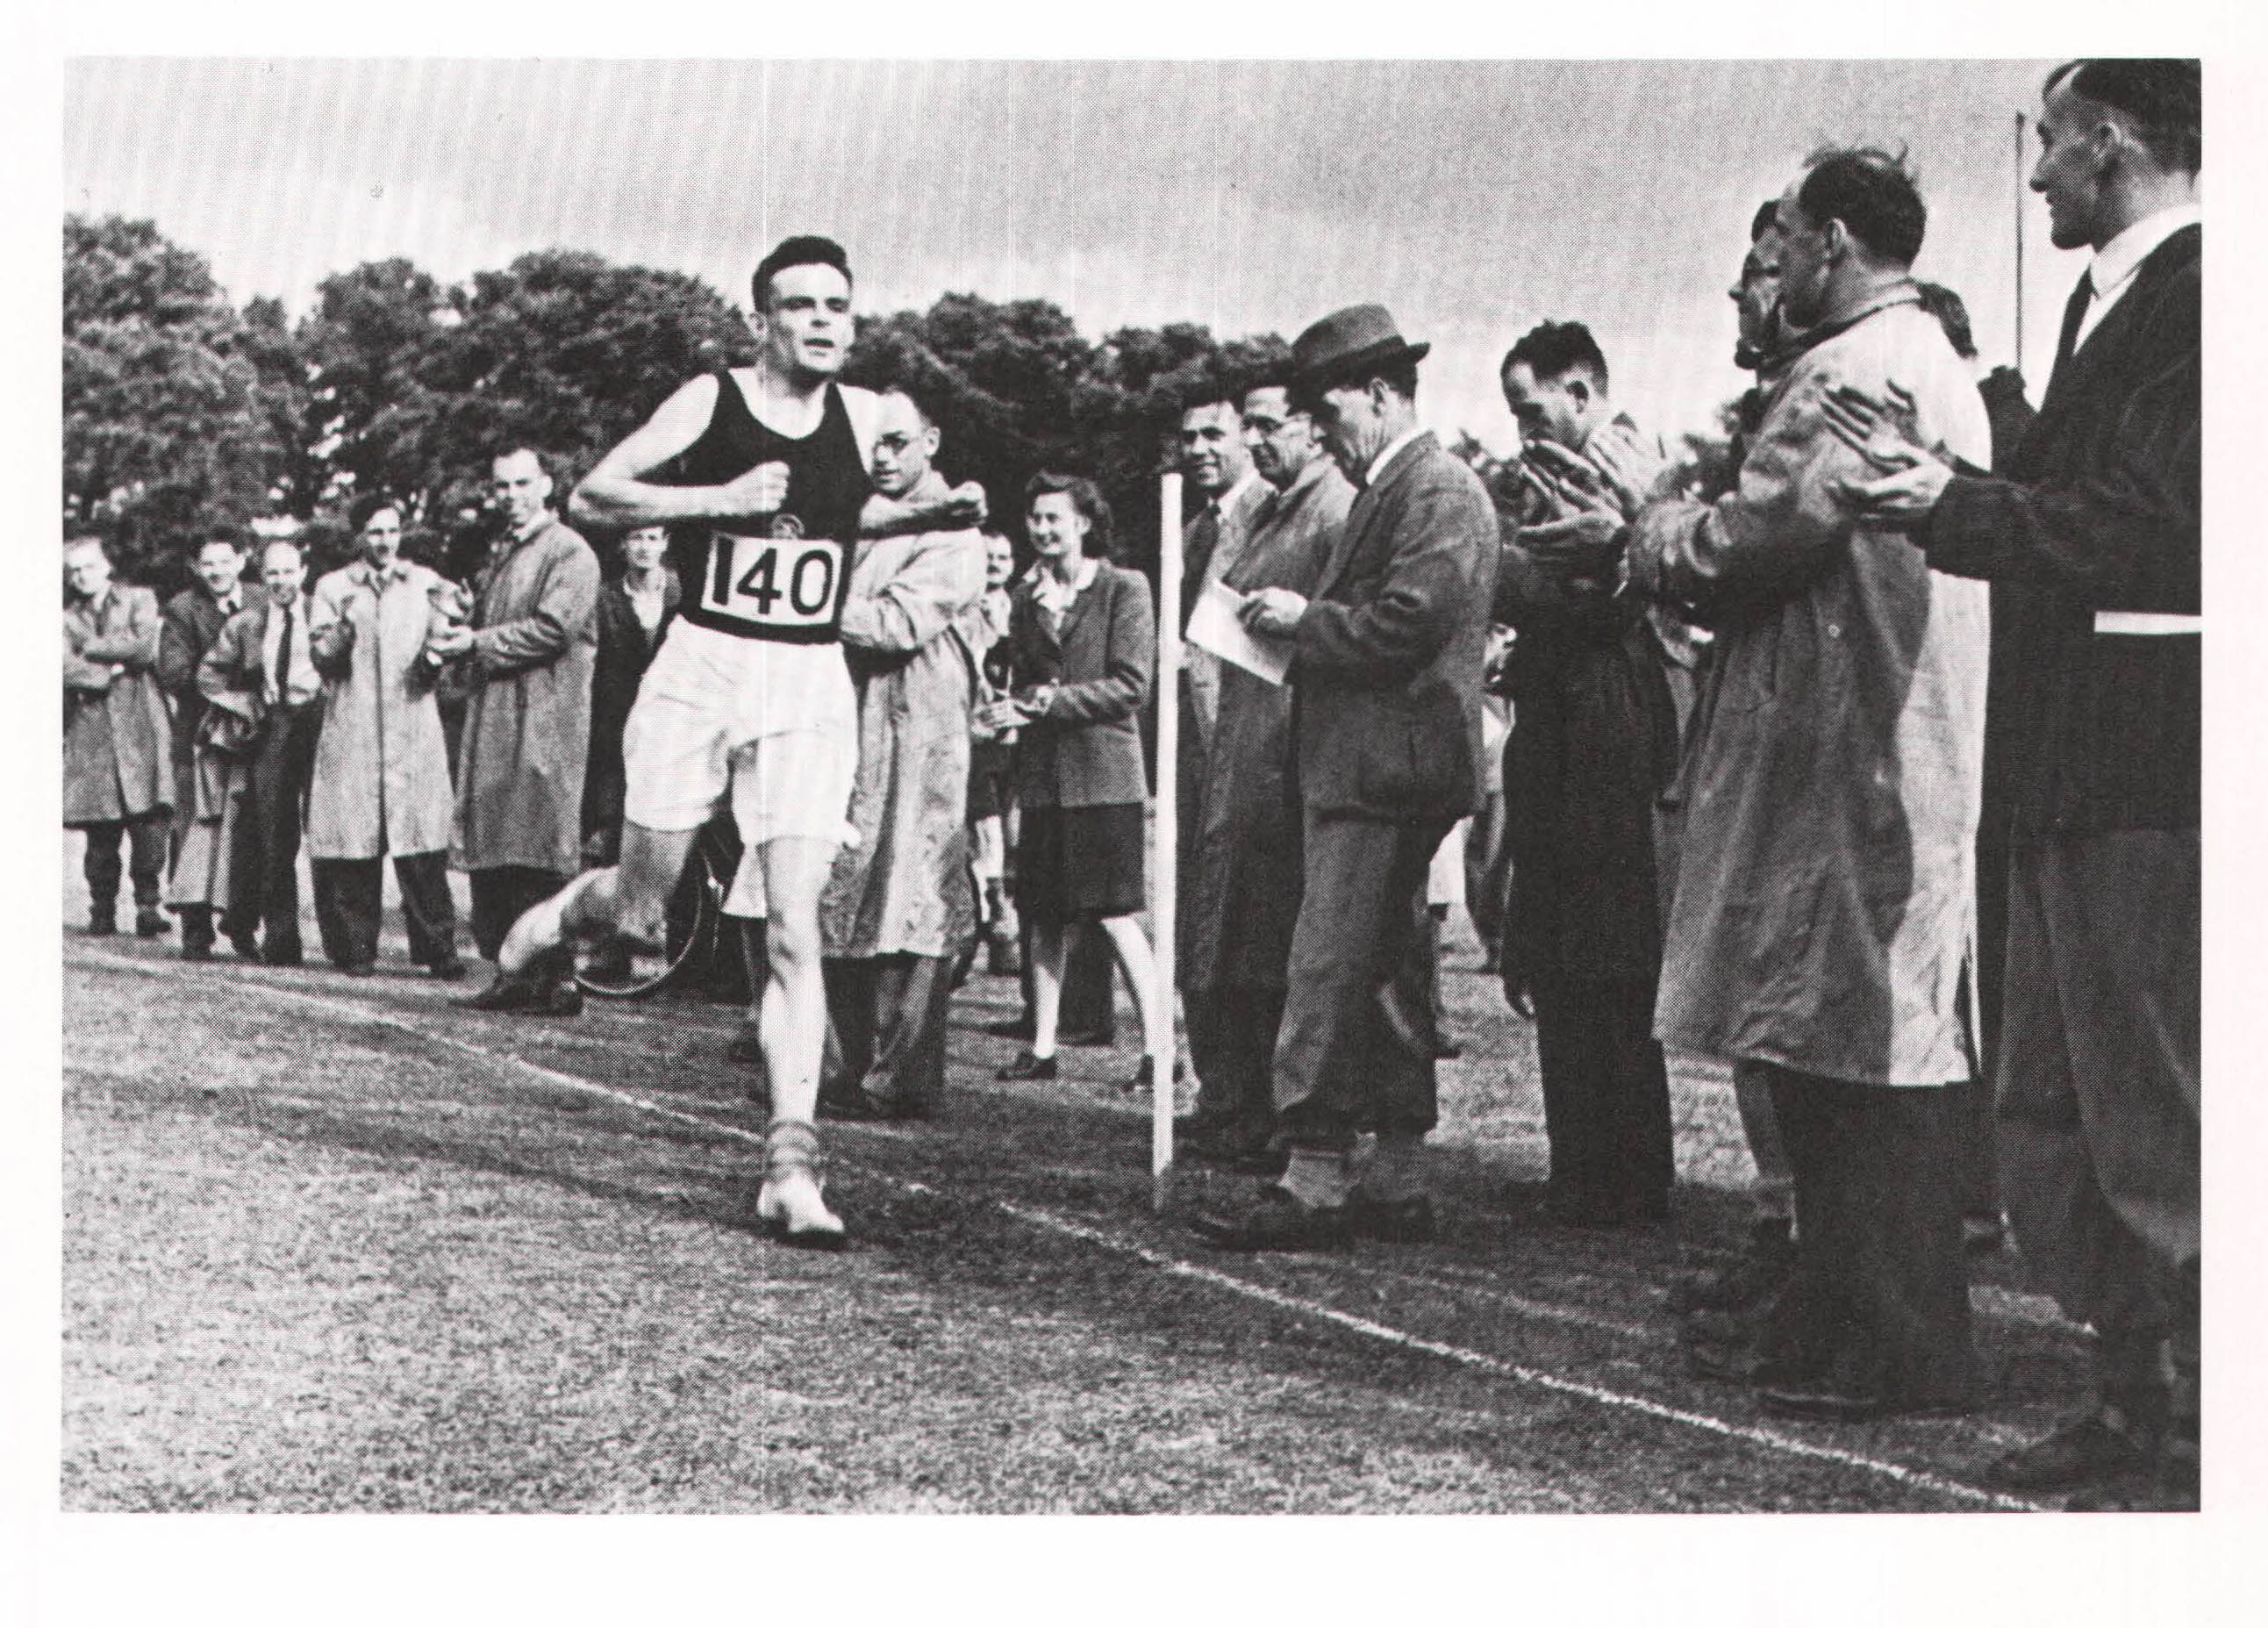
[274,602,296,706]
[2051,269,2094,384]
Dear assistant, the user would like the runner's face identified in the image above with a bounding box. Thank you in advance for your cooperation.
[758,262,854,377]
[195,543,245,599]
[868,394,939,499]
[1027,493,1088,561]
[360,507,403,570]
[622,527,669,573]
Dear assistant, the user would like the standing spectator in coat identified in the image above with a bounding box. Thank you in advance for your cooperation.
[1177,380,1355,1171]
[63,536,173,938]
[1495,319,1682,1227]
[1615,148,1992,1422]
[201,541,324,965]
[306,497,463,978]
[985,473,1169,1087]
[815,390,987,1120]
[1832,60,2200,1507]
[581,524,681,866]
[1194,305,1498,1251]
[441,448,602,1015]
[965,528,1022,977]
[156,534,248,950]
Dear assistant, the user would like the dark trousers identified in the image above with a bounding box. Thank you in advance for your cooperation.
[822,953,952,1112]
[227,701,318,957]
[1998,829,2199,1412]
[1532,973,1673,1216]
[1757,1065,1978,1409]
[312,850,456,971]
[469,865,569,964]
[81,814,168,917]
[1464,789,1509,953]
[1272,813,1448,1151]
[1185,982,1285,1144]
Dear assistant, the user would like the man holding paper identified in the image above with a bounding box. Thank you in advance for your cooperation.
[1177,380,1355,1170]
[1193,306,1498,1251]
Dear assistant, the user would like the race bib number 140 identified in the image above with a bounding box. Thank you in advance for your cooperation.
[702,529,845,633]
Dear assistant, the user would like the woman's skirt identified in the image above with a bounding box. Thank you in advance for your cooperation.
[1014,801,1145,926]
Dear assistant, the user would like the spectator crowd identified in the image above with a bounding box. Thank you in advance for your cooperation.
[62,61,2200,1510]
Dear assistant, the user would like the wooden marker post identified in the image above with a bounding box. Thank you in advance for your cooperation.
[1152,472,1183,1213]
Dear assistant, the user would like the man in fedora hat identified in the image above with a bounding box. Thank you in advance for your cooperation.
[1192,305,1498,1251]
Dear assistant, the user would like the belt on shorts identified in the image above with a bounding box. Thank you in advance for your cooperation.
[2093,611,2201,635]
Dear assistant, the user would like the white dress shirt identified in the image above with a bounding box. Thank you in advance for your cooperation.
[261,591,322,706]
[2074,201,2201,351]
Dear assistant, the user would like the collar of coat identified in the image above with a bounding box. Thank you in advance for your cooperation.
[1755,278,1924,379]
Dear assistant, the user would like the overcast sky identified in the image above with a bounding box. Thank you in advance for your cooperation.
[67,58,2075,451]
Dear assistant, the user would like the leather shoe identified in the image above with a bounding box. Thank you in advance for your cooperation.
[540,980,583,1017]
[1346,1191,1438,1244]
[230,934,263,963]
[426,957,469,982]
[454,975,540,1012]
[819,1089,922,1122]
[996,1051,1058,1081]
[85,914,118,937]
[136,908,172,938]
[1988,1409,2155,1494]
[336,961,376,978]
[1670,1218,1795,1315]
[1191,1186,1351,1252]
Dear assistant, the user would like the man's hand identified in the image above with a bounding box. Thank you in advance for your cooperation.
[717,460,791,523]
[1819,382,1955,474]
[1583,418,1667,515]
[425,623,475,660]
[1239,586,1308,639]
[1835,459,1955,529]
[939,481,989,529]
[1522,440,1622,518]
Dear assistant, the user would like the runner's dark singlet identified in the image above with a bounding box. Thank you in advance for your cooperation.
[658,371,871,644]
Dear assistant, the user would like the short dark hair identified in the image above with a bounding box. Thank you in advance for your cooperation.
[1914,281,1978,362]
[1750,199,1782,241]
[348,491,403,532]
[197,532,246,556]
[1501,320,1610,391]
[752,234,853,313]
[492,446,560,490]
[1022,470,1115,560]
[2047,59,2202,175]
[878,384,938,429]
[1795,146,1927,269]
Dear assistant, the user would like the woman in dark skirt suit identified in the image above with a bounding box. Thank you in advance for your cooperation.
[984,472,1165,1082]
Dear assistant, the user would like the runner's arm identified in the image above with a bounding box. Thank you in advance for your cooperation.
[570,375,780,531]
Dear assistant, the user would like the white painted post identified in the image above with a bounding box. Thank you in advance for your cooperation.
[1152,472,1183,1214]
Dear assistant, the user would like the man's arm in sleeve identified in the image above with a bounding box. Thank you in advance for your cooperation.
[841,534,987,653]
[80,589,163,669]
[63,615,111,692]
[472,544,602,677]
[1625,365,1861,614]
[1295,470,1490,685]
[156,596,203,698]
[1921,350,2199,610]
[1040,575,1155,726]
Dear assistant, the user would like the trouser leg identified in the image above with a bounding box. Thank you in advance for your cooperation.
[247,707,314,956]
[1760,1069,1977,1407]
[820,957,878,1101]
[126,811,168,909]
[1273,814,1443,1151]
[864,954,949,1111]
[1530,971,1606,1200]
[82,821,125,918]
[1186,983,1284,1144]
[1732,1058,1796,1225]
[1604,976,1675,1212]
[313,857,381,967]
[1999,831,2198,1422]
[469,865,563,964]
[392,850,460,968]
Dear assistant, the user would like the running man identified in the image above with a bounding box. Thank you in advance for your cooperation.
[497,235,984,1246]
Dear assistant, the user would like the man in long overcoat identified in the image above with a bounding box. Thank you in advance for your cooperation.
[156,533,248,949]
[1195,305,1498,1251]
[307,498,462,976]
[1617,148,1991,1421]
[1177,380,1353,1170]
[63,536,173,937]
[1834,60,2201,1507]
[442,449,600,1015]
[814,391,986,1118]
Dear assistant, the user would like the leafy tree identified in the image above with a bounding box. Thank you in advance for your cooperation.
[63,215,301,592]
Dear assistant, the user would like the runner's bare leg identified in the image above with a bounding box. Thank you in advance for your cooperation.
[496,821,698,974]
[754,834,847,1241]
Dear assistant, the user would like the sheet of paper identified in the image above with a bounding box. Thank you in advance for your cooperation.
[1184,579,1291,686]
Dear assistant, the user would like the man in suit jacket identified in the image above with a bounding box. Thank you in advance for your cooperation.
[201,540,326,965]
[1194,305,1498,1251]
[1835,59,2200,1507]
[157,534,249,936]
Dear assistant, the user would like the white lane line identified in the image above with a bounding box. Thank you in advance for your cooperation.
[76,950,2049,1513]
